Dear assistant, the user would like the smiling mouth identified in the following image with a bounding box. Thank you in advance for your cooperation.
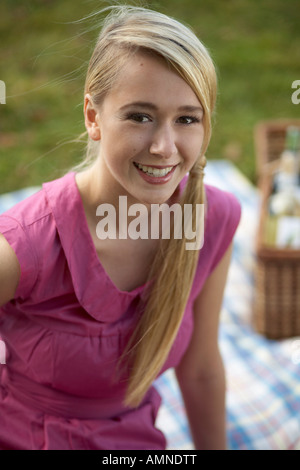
[133,162,176,177]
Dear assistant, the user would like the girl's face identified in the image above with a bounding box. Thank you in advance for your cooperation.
[87,52,205,206]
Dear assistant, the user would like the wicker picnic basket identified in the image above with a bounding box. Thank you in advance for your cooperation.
[253,119,300,339]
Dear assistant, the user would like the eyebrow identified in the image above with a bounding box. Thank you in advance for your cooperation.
[120,101,203,113]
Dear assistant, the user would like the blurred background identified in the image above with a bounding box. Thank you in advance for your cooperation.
[0,0,299,192]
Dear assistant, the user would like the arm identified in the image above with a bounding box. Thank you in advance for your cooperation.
[175,243,233,450]
[0,234,20,306]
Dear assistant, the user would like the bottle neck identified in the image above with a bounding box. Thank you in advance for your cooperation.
[285,126,300,154]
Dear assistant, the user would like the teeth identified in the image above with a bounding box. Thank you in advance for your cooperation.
[135,163,174,177]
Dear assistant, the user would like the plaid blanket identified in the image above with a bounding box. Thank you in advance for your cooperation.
[1,161,300,450]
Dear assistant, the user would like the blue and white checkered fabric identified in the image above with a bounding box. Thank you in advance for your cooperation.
[0,186,40,214]
[1,161,300,450]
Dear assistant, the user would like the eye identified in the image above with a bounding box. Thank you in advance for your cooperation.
[177,116,201,125]
[126,113,152,123]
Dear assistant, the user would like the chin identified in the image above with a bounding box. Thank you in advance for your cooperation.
[139,191,176,206]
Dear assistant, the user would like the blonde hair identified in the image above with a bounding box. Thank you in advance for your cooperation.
[80,5,217,407]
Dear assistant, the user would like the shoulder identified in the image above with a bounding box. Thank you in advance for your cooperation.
[0,172,74,300]
[204,184,241,250]
[205,184,241,225]
[0,188,52,300]
[0,172,75,227]
[180,173,241,229]
[0,172,75,235]
[191,185,241,294]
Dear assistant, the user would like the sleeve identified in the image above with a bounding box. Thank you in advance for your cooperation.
[207,190,242,275]
[0,215,38,300]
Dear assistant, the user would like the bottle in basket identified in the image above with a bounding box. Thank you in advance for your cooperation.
[269,126,300,216]
[266,126,300,247]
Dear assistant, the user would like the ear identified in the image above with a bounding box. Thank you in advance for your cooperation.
[84,94,101,141]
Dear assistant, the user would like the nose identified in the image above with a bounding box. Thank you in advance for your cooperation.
[149,123,177,159]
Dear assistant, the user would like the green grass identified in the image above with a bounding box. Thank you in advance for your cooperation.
[0,0,299,192]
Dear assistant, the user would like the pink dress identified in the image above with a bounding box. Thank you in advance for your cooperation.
[0,172,241,450]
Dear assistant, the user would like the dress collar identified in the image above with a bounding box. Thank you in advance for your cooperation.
[43,172,145,323]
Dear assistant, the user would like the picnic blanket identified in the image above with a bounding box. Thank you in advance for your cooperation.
[1,160,300,450]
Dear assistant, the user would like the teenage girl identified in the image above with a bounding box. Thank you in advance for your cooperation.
[0,6,241,450]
